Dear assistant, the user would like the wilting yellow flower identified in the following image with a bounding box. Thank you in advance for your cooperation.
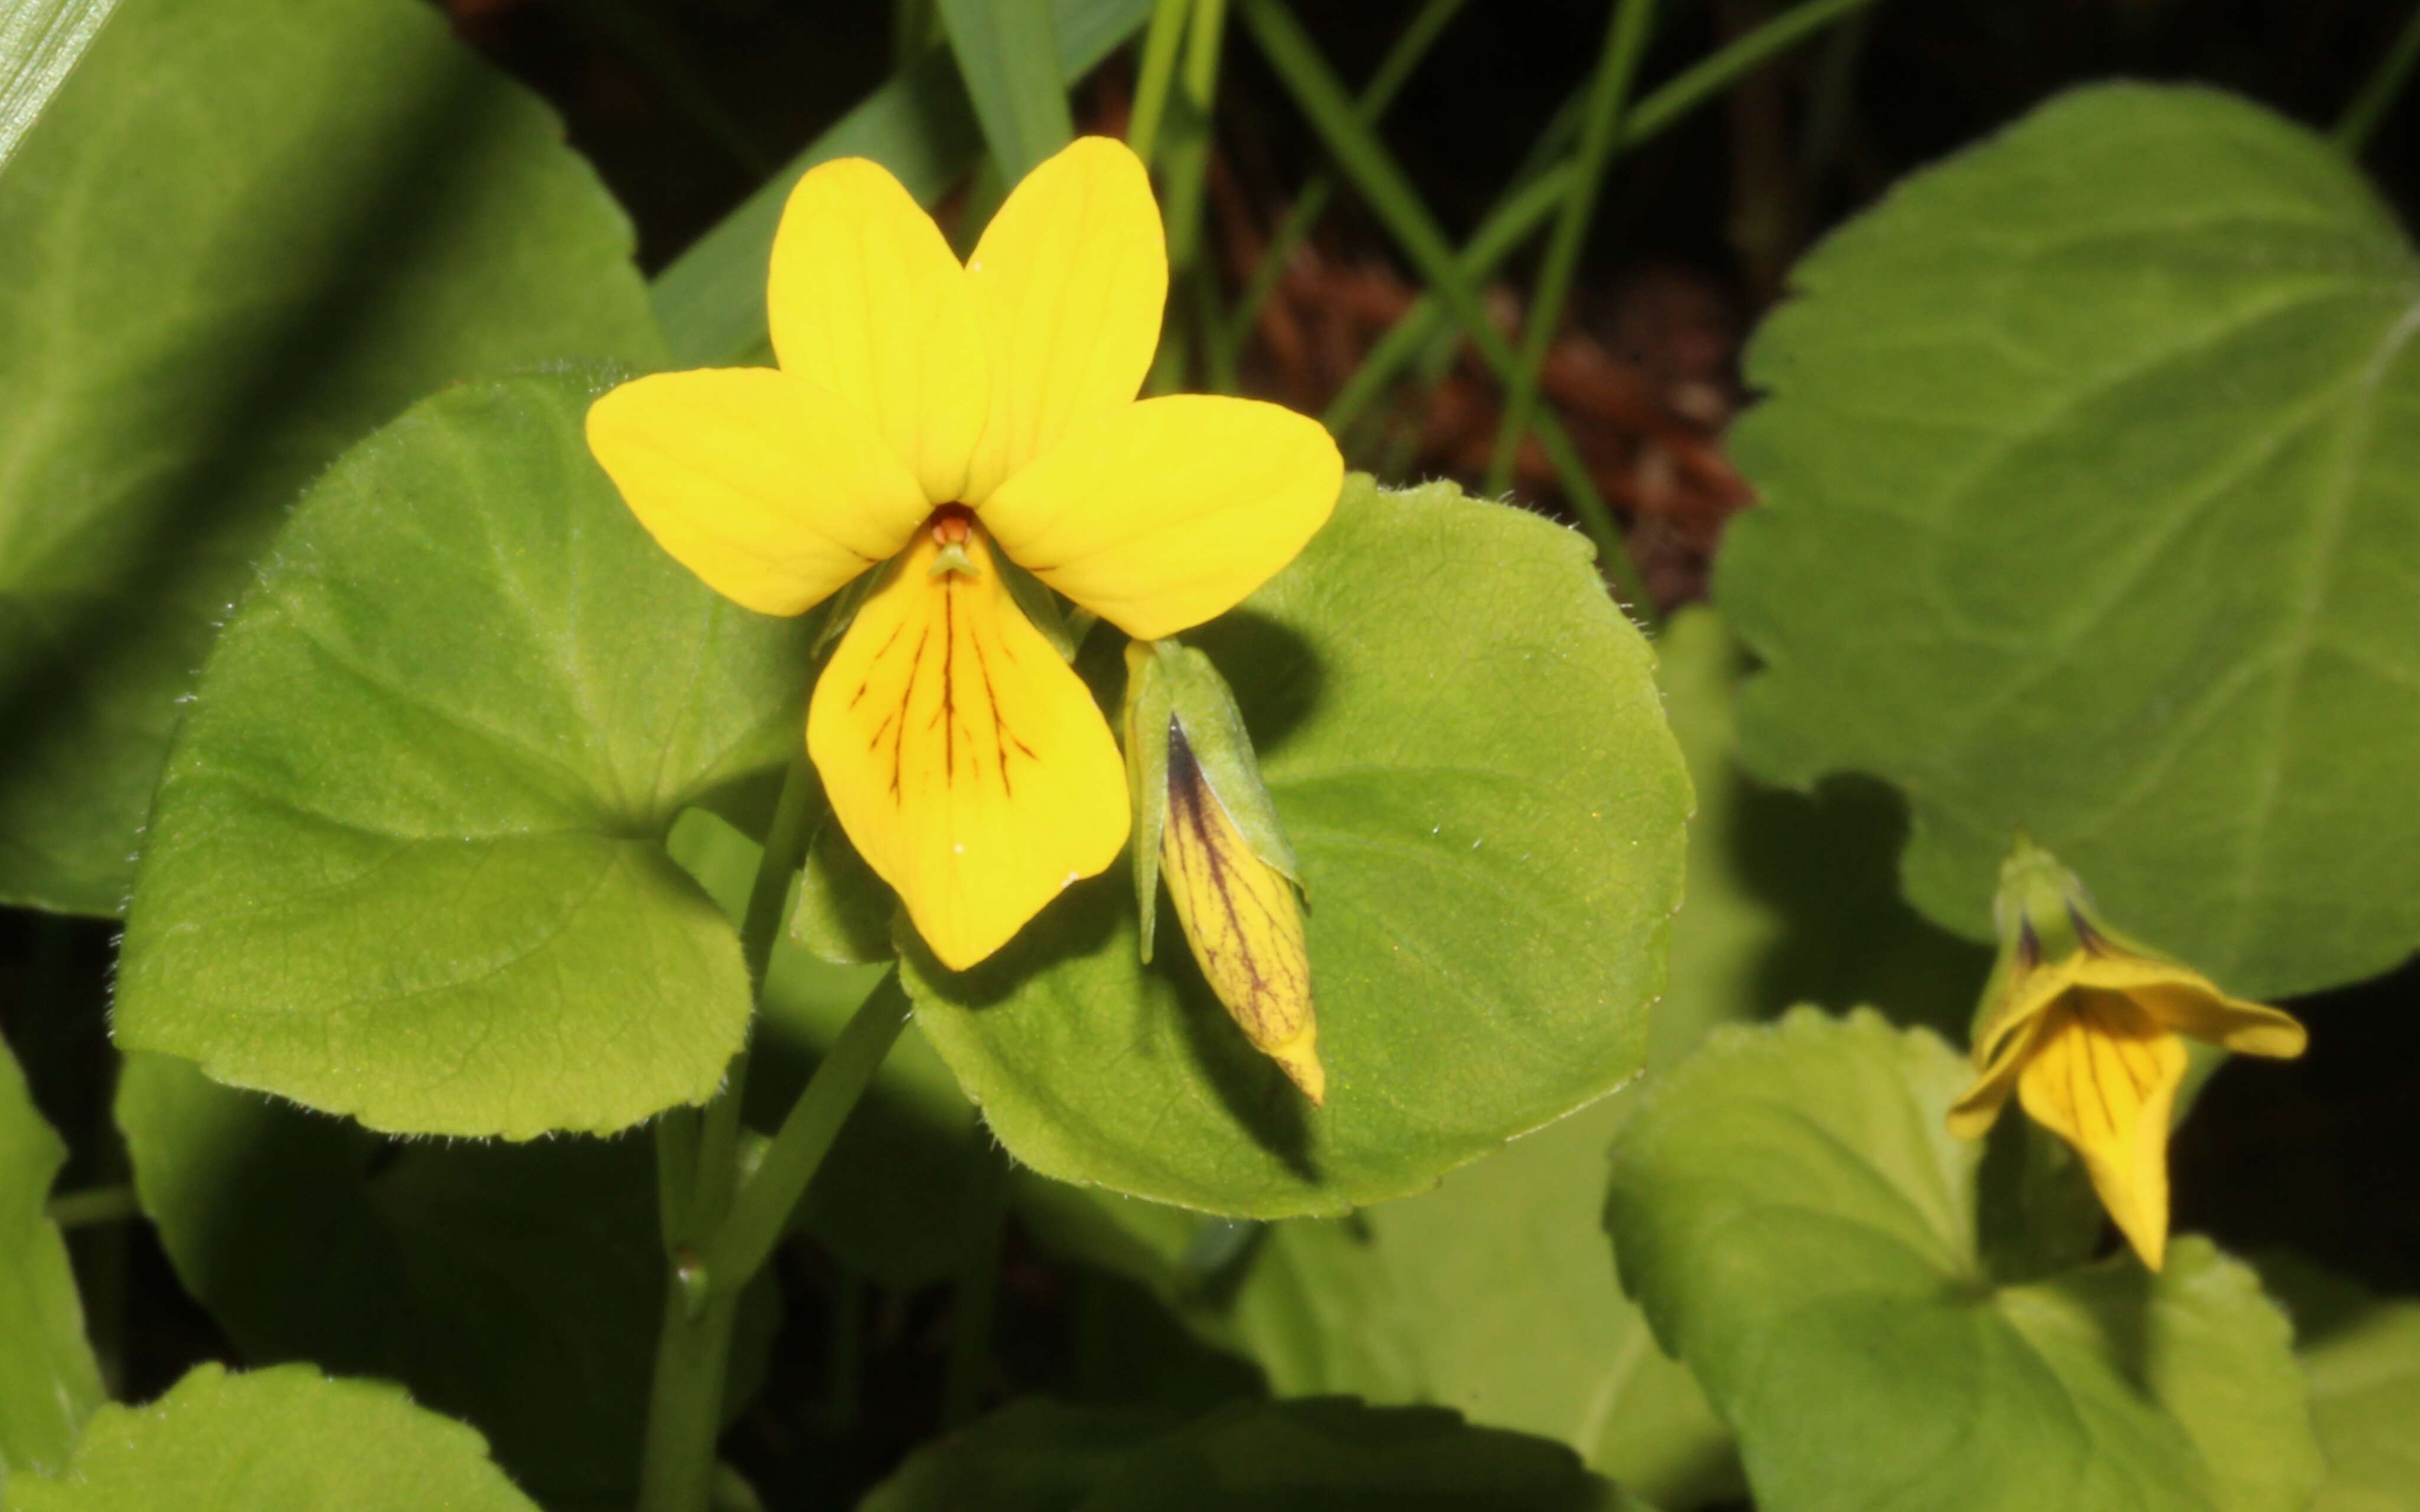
[1946,839,2306,1270]
[1124,640,1323,1103]
[586,138,1342,969]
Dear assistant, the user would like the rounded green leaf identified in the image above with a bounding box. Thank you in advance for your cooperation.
[905,477,1692,1216]
[113,373,812,1137]
[1,1364,538,1512]
[110,1051,773,1511]
[0,1038,102,1480]
[1715,83,2420,998]
[0,0,662,917]
[1606,1009,2323,1512]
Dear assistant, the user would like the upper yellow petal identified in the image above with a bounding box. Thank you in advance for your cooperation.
[586,369,928,615]
[2067,954,2309,1060]
[2015,989,2187,1270]
[806,524,1130,969]
[960,136,1166,503]
[767,157,988,503]
[978,395,1344,640]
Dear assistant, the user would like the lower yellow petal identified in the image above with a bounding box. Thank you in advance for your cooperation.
[587,368,929,615]
[2016,989,2188,1270]
[807,519,1128,969]
[977,395,1343,641]
[1160,723,1323,1104]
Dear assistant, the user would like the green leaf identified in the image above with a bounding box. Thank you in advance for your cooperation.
[113,373,811,1138]
[1,1364,538,1511]
[0,0,118,172]
[1653,605,1989,1060]
[648,0,1152,367]
[0,0,662,918]
[860,1397,1651,1511]
[110,1050,774,1512]
[1715,83,2420,999]
[2259,1256,2420,1511]
[0,1037,102,1482]
[1605,1008,2323,1512]
[939,0,1075,183]
[905,477,1691,1216]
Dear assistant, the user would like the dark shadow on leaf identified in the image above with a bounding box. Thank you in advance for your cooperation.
[1182,610,1323,759]
[0,54,580,897]
[1729,768,1990,1037]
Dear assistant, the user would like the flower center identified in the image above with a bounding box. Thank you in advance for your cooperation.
[926,504,979,578]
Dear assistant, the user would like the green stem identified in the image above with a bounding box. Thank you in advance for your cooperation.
[1127,0,1190,162]
[1219,0,1472,365]
[2336,0,2420,154]
[941,1138,1012,1427]
[45,1184,138,1230]
[1482,0,1658,498]
[701,973,910,1288]
[636,753,822,1512]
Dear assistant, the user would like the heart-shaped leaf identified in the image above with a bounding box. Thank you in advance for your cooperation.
[113,373,810,1137]
[1716,84,2420,998]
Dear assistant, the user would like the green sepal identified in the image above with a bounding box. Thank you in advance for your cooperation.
[1121,641,1174,964]
[994,551,1084,663]
[810,561,894,662]
[1150,640,1302,883]
[1120,637,1303,966]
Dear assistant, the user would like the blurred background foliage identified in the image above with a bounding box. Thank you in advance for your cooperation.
[6,0,2420,1506]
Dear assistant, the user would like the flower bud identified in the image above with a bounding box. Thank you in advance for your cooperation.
[1123,640,1323,1103]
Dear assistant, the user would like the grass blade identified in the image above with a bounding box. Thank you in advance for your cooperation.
[939,0,1075,181]
[650,0,1153,367]
[1482,0,1657,497]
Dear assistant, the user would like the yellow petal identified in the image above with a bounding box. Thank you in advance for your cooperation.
[978,395,1343,640]
[2016,989,2187,1270]
[2067,954,2310,1060]
[1161,724,1323,1104]
[1946,1003,2051,1141]
[587,369,928,615]
[767,157,988,502]
[807,521,1129,969]
[961,136,1166,502]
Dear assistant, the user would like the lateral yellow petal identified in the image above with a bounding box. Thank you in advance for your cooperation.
[2015,989,2187,1270]
[767,157,988,502]
[1945,1005,2050,1141]
[978,395,1344,640]
[1160,722,1323,1104]
[961,136,1166,502]
[806,524,1129,970]
[586,368,928,615]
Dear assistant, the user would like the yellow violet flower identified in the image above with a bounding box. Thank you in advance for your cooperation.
[585,138,1343,970]
[1946,838,2307,1270]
